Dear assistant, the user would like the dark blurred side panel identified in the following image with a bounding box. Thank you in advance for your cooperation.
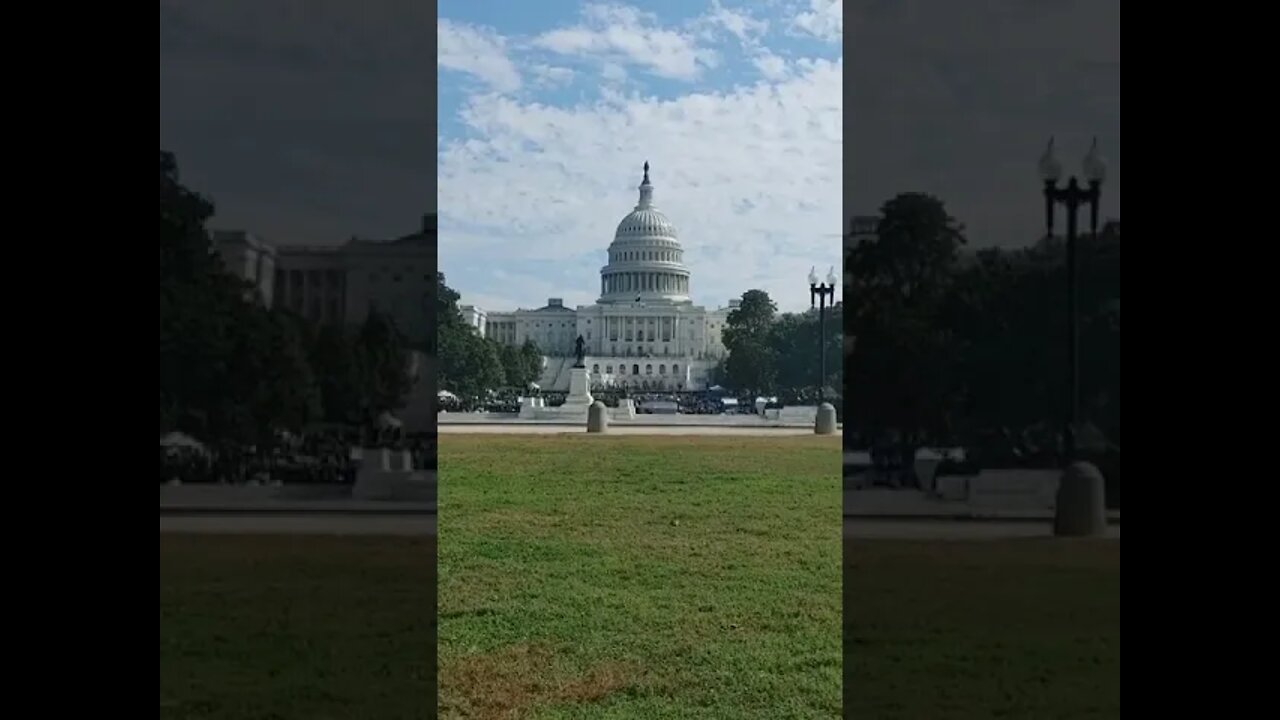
[160,0,437,717]
[844,2,1120,717]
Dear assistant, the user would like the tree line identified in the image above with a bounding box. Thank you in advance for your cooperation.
[436,274,543,401]
[845,192,1121,461]
[718,290,844,403]
[159,151,413,449]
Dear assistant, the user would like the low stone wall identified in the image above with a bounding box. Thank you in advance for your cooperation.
[440,411,817,428]
[967,470,1060,511]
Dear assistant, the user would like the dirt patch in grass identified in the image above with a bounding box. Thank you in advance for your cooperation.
[440,643,636,719]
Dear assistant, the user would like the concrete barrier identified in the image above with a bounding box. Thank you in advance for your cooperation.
[1054,462,1106,536]
[587,401,609,433]
[814,403,837,435]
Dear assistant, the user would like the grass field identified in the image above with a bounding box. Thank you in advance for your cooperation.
[438,434,843,719]
[159,535,436,720]
[158,435,1119,720]
[845,539,1121,719]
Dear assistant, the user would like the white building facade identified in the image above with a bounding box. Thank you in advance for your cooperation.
[477,164,735,392]
[212,215,437,349]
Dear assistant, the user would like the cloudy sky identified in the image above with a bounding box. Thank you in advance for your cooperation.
[438,0,843,314]
[846,0,1121,246]
[159,0,436,245]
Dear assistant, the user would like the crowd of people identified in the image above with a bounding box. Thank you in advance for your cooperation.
[437,386,839,418]
[159,427,436,485]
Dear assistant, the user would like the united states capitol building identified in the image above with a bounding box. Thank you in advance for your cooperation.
[463,164,737,392]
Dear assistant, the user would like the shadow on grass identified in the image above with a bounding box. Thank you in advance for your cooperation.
[844,538,1121,720]
[159,534,436,720]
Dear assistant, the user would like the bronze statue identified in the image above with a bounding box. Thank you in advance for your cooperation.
[574,335,586,368]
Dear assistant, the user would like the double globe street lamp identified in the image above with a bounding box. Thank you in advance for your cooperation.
[808,265,838,405]
[1039,137,1108,462]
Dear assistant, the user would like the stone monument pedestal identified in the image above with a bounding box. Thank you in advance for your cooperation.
[562,366,594,410]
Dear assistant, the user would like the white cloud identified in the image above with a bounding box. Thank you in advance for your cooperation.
[600,62,628,83]
[438,19,522,93]
[753,50,790,81]
[531,63,576,87]
[791,0,842,43]
[532,3,718,81]
[700,0,769,45]
[439,56,843,313]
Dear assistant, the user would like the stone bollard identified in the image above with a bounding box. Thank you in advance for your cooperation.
[1054,461,1107,537]
[814,402,837,435]
[587,401,609,433]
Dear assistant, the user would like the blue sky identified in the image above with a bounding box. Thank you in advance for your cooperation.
[438,1,842,314]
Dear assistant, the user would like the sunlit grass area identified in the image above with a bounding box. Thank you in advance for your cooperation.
[438,434,843,719]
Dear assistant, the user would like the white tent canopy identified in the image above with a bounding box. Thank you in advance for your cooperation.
[160,431,205,453]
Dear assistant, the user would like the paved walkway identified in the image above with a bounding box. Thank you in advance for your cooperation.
[440,424,826,436]
[844,488,1121,522]
[846,518,1121,540]
[160,511,436,536]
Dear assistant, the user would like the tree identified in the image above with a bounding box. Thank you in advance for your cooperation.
[356,310,413,417]
[770,304,844,398]
[437,272,474,394]
[499,339,543,389]
[846,193,967,456]
[722,289,779,395]
[310,323,365,424]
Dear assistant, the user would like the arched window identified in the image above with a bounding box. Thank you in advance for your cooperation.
[606,365,613,374]
[645,364,653,375]
[632,364,640,375]
[659,364,666,375]
[673,364,680,376]
[592,364,599,374]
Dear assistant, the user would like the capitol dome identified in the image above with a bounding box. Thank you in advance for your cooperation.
[599,162,692,304]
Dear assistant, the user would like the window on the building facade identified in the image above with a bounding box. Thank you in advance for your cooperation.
[645,364,653,375]
[606,365,613,374]
[659,364,666,375]
[592,364,599,374]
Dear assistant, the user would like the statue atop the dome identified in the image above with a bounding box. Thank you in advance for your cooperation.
[573,335,586,368]
[642,161,650,185]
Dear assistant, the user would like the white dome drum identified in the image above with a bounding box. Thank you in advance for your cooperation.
[599,162,692,304]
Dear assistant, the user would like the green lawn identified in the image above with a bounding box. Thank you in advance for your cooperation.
[438,434,844,719]
[845,539,1121,720]
[159,535,436,720]
[159,436,1119,720]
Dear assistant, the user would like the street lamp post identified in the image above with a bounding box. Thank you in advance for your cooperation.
[1039,137,1107,462]
[809,266,838,404]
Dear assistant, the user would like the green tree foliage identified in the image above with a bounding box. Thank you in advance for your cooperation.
[498,339,543,389]
[436,272,511,400]
[356,310,414,417]
[842,194,1121,459]
[722,289,779,395]
[309,323,365,424]
[770,304,844,396]
[159,150,319,444]
[160,151,411,445]
[846,193,967,446]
